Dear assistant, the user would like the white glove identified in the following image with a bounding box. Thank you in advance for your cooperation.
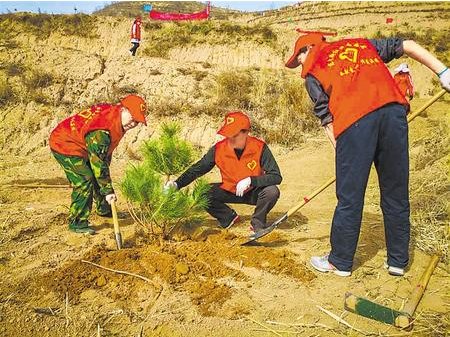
[439,67,450,92]
[105,194,117,205]
[236,177,251,197]
[163,180,178,194]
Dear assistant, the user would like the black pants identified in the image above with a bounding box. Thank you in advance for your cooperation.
[207,183,280,229]
[328,103,410,272]
[130,42,140,56]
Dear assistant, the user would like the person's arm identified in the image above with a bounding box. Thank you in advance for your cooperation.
[174,146,216,189]
[305,74,335,145]
[85,130,114,196]
[250,144,282,187]
[403,40,447,75]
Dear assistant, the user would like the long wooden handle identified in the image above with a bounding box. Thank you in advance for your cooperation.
[407,89,447,123]
[402,255,440,316]
[285,90,447,220]
[111,200,123,250]
[395,255,440,329]
[287,176,336,217]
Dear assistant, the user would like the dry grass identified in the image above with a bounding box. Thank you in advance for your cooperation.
[198,69,317,146]
[0,61,26,77]
[142,20,277,59]
[0,76,14,107]
[142,68,316,146]
[0,13,97,38]
[21,69,55,105]
[185,70,319,146]
[81,84,141,109]
[410,118,449,263]
[148,98,195,118]
[24,69,54,89]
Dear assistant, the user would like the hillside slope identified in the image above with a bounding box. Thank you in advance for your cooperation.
[1,1,448,156]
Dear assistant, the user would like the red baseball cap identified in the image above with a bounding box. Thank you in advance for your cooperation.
[120,94,147,126]
[285,33,326,69]
[217,111,251,138]
[285,30,337,69]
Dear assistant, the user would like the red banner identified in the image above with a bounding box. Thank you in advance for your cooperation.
[149,2,210,21]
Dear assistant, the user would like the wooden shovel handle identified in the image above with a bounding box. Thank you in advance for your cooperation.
[402,255,440,316]
[111,200,123,250]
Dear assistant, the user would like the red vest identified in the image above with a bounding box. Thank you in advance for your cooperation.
[49,104,124,159]
[308,38,408,138]
[131,21,141,41]
[215,136,265,194]
[394,72,414,98]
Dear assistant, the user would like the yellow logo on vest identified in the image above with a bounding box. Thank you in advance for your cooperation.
[247,160,257,170]
[226,116,235,125]
[140,103,147,113]
[327,42,368,68]
[338,48,358,63]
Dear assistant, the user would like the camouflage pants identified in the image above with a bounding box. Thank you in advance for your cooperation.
[52,151,111,227]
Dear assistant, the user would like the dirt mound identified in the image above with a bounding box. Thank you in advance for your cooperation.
[32,229,314,316]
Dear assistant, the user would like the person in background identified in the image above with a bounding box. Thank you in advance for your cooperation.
[129,17,142,56]
[394,63,415,101]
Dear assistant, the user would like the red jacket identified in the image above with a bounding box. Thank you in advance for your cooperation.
[49,104,124,159]
[130,20,141,41]
[308,38,408,138]
[215,136,265,193]
[394,72,414,99]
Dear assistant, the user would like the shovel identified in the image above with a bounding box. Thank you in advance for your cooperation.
[344,255,440,330]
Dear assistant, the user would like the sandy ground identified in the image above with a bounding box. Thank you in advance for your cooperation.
[0,100,449,337]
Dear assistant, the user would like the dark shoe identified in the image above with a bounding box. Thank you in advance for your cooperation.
[68,223,96,235]
[97,211,112,218]
[220,212,241,229]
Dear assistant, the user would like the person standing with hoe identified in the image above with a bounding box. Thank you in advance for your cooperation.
[49,95,147,234]
[285,30,450,277]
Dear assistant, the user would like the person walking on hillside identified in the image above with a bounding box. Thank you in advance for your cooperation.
[164,111,282,233]
[49,95,147,234]
[394,63,415,101]
[285,30,450,277]
[129,17,142,56]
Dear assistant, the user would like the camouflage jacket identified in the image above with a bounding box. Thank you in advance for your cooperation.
[85,130,114,195]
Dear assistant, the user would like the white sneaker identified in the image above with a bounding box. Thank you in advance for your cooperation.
[384,262,404,276]
[310,255,351,277]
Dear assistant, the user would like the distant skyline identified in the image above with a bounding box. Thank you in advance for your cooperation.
[0,1,298,14]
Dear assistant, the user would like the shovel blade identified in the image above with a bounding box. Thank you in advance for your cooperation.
[115,232,123,250]
[344,293,411,328]
[241,213,288,245]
